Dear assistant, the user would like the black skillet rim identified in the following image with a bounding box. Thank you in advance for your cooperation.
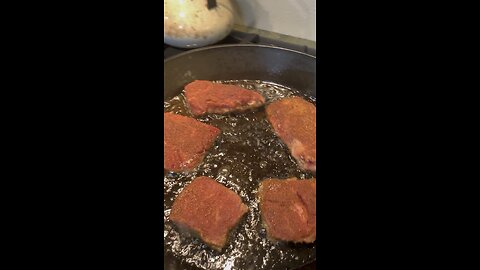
[164,44,317,64]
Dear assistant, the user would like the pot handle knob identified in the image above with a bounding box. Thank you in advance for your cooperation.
[207,0,217,10]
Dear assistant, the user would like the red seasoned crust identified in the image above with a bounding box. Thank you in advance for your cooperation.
[184,80,266,116]
[169,177,249,251]
[164,113,220,172]
[258,178,316,243]
[266,97,316,172]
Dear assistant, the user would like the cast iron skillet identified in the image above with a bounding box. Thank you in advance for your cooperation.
[164,44,316,270]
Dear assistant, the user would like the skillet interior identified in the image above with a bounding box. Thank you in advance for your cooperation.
[164,45,316,100]
[164,45,317,270]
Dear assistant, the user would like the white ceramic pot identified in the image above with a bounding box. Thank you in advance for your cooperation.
[164,0,234,48]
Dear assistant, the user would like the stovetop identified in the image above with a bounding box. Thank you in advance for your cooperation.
[164,29,316,59]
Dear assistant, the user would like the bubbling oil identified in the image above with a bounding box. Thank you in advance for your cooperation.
[164,80,316,270]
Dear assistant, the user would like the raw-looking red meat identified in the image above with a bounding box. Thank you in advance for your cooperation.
[169,177,249,251]
[258,178,316,243]
[164,113,220,172]
[184,80,266,116]
[266,97,316,172]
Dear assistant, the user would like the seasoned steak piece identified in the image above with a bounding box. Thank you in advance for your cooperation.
[164,113,220,172]
[184,80,266,116]
[266,97,316,172]
[169,177,249,251]
[258,178,316,243]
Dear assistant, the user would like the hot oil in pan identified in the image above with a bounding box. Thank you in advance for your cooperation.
[164,80,316,270]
